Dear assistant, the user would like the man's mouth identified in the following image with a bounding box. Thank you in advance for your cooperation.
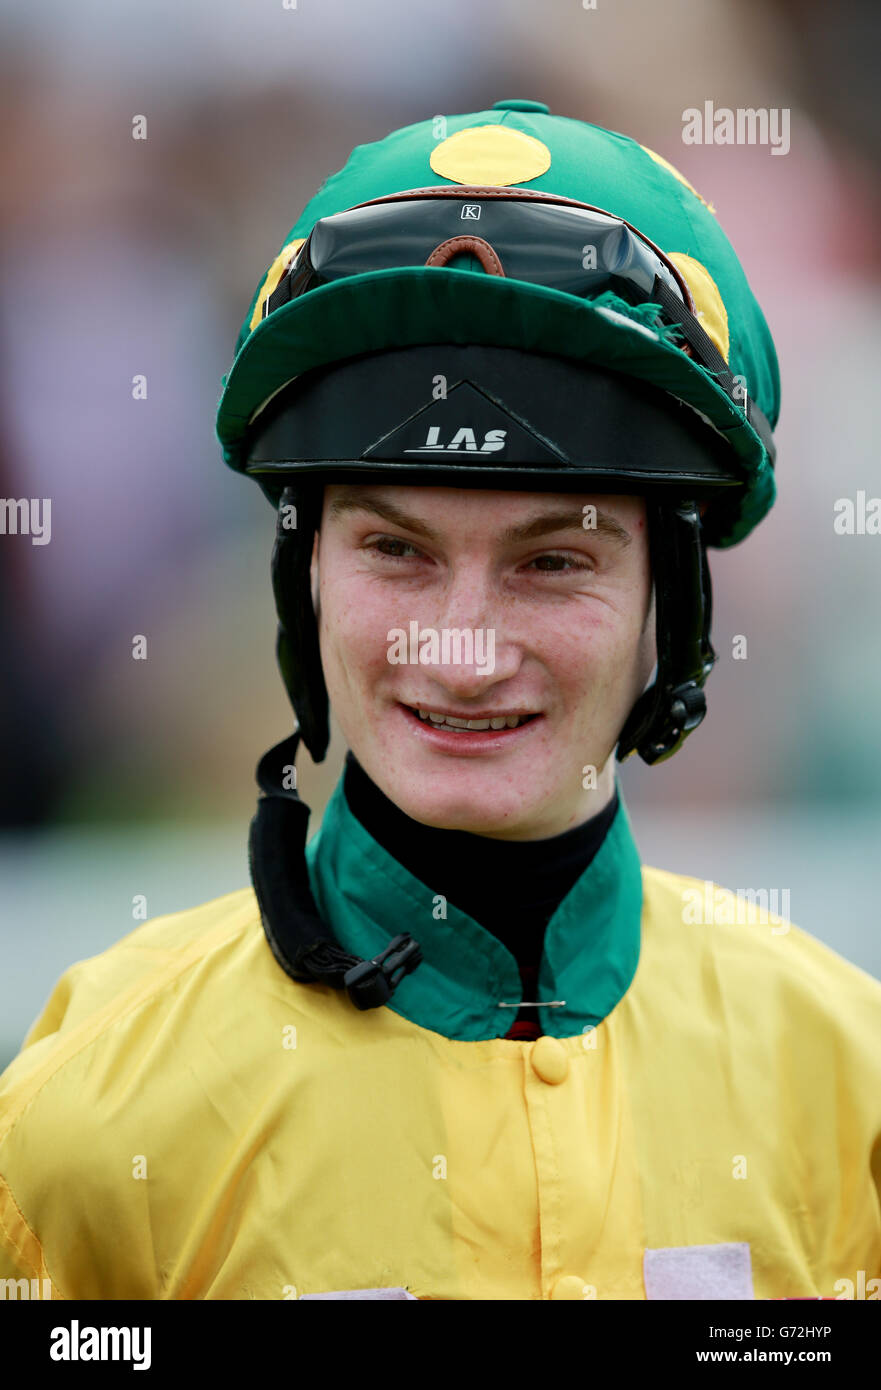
[400,704,540,732]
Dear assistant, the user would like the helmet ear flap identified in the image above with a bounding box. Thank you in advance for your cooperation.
[616,498,715,765]
[272,482,330,763]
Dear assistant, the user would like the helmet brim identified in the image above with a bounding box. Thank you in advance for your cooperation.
[216,267,775,547]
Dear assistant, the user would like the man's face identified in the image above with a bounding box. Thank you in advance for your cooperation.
[312,484,656,840]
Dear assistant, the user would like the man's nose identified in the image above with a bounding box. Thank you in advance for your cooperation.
[424,570,520,688]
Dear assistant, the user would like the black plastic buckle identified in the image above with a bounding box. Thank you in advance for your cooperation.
[643,681,708,764]
[343,934,423,1011]
[668,680,708,733]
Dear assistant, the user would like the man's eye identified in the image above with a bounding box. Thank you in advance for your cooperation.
[369,536,422,558]
[364,540,592,571]
[527,553,593,572]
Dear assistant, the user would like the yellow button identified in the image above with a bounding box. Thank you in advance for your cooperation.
[550,1275,589,1300]
[530,1036,569,1084]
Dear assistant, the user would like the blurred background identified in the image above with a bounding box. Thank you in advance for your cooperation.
[1,0,880,1069]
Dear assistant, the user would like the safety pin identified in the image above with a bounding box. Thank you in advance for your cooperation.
[497,1000,566,1008]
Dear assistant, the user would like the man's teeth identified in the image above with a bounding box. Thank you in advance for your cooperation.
[415,709,532,730]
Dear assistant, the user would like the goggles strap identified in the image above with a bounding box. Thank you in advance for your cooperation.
[265,267,297,317]
[649,276,776,464]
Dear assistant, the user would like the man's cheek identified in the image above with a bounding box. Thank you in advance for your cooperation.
[326,610,391,674]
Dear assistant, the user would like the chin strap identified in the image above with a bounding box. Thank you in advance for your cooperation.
[248,730,423,1009]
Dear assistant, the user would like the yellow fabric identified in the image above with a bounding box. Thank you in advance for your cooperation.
[429,125,551,187]
[248,239,306,334]
[639,144,716,215]
[667,251,731,363]
[1,870,880,1300]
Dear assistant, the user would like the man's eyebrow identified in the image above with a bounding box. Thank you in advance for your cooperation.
[326,489,632,547]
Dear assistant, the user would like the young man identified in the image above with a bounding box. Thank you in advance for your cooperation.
[1,100,879,1302]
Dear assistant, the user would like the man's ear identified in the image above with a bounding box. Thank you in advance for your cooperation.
[635,584,657,698]
[310,531,320,616]
[641,580,655,638]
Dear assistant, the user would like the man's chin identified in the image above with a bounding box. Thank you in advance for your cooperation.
[382,784,552,840]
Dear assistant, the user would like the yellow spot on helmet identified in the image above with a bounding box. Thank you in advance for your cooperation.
[430,124,551,186]
[639,144,716,216]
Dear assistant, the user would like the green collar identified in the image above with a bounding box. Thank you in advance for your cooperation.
[304,773,643,1041]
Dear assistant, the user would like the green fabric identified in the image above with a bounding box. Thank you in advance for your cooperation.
[304,772,644,1042]
[217,100,780,548]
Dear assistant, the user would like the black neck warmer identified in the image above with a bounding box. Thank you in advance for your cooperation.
[342,751,619,1037]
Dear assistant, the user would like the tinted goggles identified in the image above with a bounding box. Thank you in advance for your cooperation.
[262,186,775,462]
[266,185,692,310]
